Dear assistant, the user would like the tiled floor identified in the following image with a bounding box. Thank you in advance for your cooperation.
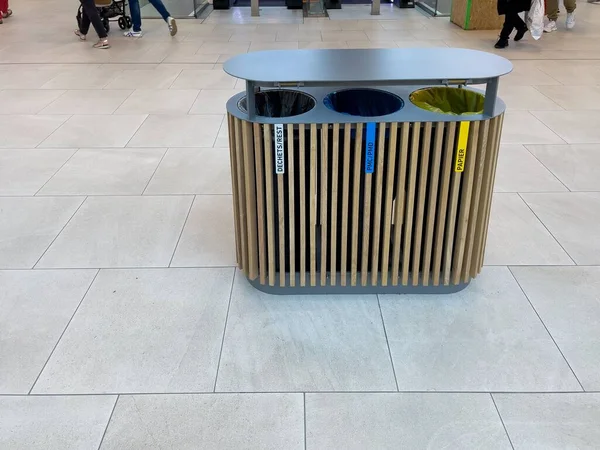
[2,0,600,448]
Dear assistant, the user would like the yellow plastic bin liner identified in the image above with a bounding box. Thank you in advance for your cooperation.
[409,87,485,115]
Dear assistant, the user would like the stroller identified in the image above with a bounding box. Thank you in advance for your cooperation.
[76,0,132,34]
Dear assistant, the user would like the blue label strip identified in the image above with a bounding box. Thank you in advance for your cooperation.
[365,123,376,174]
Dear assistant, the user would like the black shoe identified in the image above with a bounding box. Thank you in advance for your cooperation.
[514,27,528,41]
[495,37,509,49]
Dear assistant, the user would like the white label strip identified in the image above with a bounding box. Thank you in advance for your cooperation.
[274,124,285,174]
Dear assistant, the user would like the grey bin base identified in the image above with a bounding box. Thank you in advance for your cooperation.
[250,276,470,295]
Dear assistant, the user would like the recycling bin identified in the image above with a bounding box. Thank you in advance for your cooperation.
[223,48,512,294]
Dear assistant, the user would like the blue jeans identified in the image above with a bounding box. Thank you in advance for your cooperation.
[128,0,171,32]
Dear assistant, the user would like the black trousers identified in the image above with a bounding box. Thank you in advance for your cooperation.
[500,10,526,39]
[79,0,108,39]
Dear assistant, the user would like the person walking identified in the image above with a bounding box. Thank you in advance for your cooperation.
[495,0,531,48]
[545,0,576,32]
[74,0,111,48]
[0,0,12,24]
[124,0,177,38]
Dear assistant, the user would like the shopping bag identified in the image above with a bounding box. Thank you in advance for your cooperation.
[528,0,545,40]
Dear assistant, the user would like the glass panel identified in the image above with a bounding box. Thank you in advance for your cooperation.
[140,0,202,19]
[416,0,451,16]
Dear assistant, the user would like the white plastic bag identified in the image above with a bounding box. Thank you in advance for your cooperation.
[528,0,545,40]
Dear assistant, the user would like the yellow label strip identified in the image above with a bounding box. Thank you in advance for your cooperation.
[454,121,470,172]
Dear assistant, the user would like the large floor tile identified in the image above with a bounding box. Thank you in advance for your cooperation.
[128,114,223,147]
[494,393,600,450]
[532,110,600,144]
[189,89,240,114]
[0,197,84,269]
[484,194,573,265]
[0,115,69,148]
[521,192,600,264]
[494,145,566,193]
[216,275,397,392]
[0,395,116,450]
[40,114,147,148]
[32,268,233,394]
[37,196,192,268]
[527,144,600,191]
[39,89,133,115]
[171,195,236,267]
[0,149,75,195]
[145,147,231,195]
[379,267,581,391]
[41,66,120,89]
[501,111,565,145]
[0,270,96,393]
[38,148,166,195]
[497,86,562,111]
[306,393,511,450]
[535,85,600,110]
[101,394,303,450]
[512,266,600,390]
[114,89,199,115]
[104,68,182,89]
[0,89,65,114]
[170,69,237,89]
[0,68,65,89]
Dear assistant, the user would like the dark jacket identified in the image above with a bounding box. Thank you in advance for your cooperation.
[498,0,531,15]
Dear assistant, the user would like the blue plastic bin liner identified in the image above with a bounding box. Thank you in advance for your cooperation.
[240,90,316,118]
[324,89,404,117]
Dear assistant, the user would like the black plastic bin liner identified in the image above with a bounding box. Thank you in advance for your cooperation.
[239,90,316,118]
[324,89,404,117]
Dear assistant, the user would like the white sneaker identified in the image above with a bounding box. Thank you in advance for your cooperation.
[124,30,143,37]
[544,20,558,33]
[566,12,576,29]
[167,17,177,37]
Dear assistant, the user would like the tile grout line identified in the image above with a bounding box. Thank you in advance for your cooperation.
[33,148,80,196]
[141,147,169,195]
[490,393,515,450]
[97,394,119,450]
[27,269,100,395]
[508,266,586,392]
[31,195,89,269]
[35,114,73,149]
[212,268,237,393]
[516,192,578,266]
[377,294,399,392]
[521,143,571,192]
[122,113,150,148]
[303,392,307,450]
[167,195,196,267]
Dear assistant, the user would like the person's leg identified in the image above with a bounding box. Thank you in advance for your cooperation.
[0,0,8,15]
[496,10,517,48]
[147,0,171,21]
[546,0,560,21]
[79,0,108,39]
[79,6,91,35]
[128,0,142,32]
[564,0,577,13]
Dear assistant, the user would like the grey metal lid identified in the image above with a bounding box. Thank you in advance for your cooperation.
[223,48,513,85]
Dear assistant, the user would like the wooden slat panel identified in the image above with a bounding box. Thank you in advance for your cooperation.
[478,115,504,272]
[340,124,352,286]
[380,123,398,287]
[421,122,444,286]
[227,115,242,269]
[401,122,421,286]
[391,123,410,286]
[411,122,433,286]
[330,124,340,286]
[277,148,286,288]
[462,120,490,283]
[360,151,373,287]
[432,122,456,286]
[310,124,318,287]
[287,124,296,287]
[263,124,276,286]
[451,121,480,285]
[234,118,248,275]
[299,124,307,287]
[351,124,364,286]
[370,122,387,286]
[253,123,267,285]
[320,124,329,286]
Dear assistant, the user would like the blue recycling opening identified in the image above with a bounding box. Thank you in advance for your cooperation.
[324,89,404,117]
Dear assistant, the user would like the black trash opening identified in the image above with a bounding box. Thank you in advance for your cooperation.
[324,89,404,117]
[238,90,316,118]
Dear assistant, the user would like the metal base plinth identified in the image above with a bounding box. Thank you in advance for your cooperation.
[248,274,470,295]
